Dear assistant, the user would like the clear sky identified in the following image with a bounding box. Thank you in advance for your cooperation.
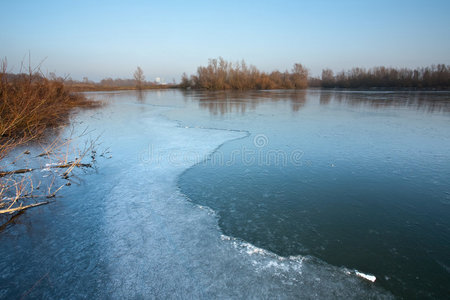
[1,0,449,82]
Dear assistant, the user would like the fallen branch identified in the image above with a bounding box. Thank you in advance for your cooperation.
[0,168,34,177]
[0,201,49,215]
[0,162,91,177]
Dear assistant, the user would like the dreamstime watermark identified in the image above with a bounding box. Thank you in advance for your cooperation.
[139,134,305,167]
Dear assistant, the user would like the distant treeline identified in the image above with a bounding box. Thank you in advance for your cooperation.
[65,77,160,91]
[49,66,174,91]
[316,64,450,89]
[3,73,174,92]
[180,57,308,90]
[65,77,174,92]
[181,58,449,90]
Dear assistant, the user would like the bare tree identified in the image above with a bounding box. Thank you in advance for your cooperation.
[291,63,308,89]
[186,58,310,90]
[321,69,335,88]
[134,66,145,89]
[179,72,191,89]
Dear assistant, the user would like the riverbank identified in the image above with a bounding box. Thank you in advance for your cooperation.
[0,62,100,216]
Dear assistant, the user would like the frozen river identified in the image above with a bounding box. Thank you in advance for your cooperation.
[1,89,449,298]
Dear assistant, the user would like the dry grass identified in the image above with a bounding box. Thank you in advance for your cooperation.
[0,59,98,158]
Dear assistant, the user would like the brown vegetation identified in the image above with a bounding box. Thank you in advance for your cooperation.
[0,58,99,217]
[0,135,98,217]
[180,57,309,90]
[182,59,449,90]
[0,60,98,157]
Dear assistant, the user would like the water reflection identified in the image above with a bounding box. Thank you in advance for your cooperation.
[0,211,26,232]
[331,90,450,113]
[135,90,144,102]
[182,89,450,115]
[319,91,332,105]
[179,89,450,299]
[181,90,307,115]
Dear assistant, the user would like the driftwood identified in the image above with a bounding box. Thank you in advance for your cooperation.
[0,162,91,177]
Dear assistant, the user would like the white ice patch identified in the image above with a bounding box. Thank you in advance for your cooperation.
[41,162,63,172]
[356,271,377,282]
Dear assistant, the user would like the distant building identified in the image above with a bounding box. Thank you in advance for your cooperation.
[155,77,167,85]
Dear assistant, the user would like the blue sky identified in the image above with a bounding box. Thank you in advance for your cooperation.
[1,0,449,81]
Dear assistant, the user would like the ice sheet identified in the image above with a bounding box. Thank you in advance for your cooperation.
[98,106,391,298]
